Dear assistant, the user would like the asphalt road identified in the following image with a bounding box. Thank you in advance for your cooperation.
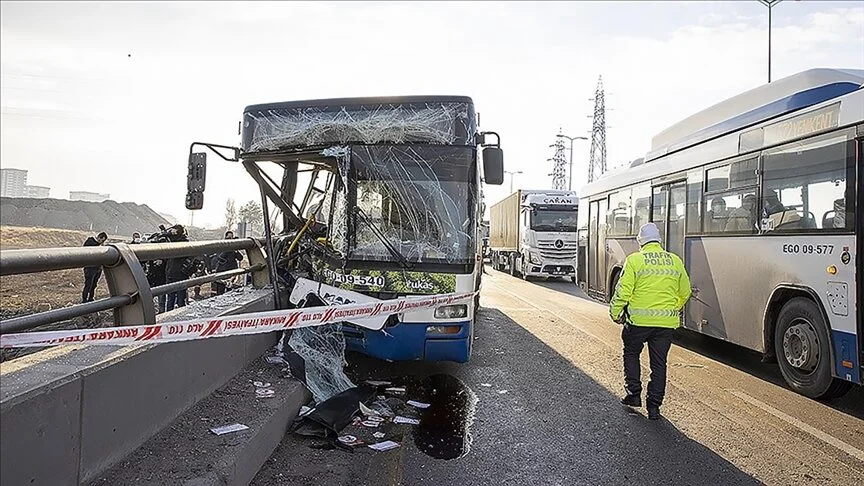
[257,266,864,486]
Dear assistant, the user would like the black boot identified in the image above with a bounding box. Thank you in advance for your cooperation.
[647,407,661,420]
[620,394,642,407]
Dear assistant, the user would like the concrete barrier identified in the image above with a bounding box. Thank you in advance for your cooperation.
[1,288,285,486]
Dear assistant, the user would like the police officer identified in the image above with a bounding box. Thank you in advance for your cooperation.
[609,223,691,420]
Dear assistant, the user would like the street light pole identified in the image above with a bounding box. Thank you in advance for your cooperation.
[504,170,522,193]
[757,0,784,83]
[556,134,588,191]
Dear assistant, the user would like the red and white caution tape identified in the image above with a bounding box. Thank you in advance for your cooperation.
[0,291,476,349]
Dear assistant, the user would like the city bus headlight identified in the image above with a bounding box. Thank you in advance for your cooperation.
[434,304,468,319]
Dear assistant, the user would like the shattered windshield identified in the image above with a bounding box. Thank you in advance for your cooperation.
[531,209,578,232]
[349,145,475,265]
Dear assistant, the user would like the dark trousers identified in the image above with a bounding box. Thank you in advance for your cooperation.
[82,267,102,303]
[166,290,187,311]
[622,325,674,408]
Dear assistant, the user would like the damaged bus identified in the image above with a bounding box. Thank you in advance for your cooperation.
[185,96,504,363]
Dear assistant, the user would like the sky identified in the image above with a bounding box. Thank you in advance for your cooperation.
[1,1,862,229]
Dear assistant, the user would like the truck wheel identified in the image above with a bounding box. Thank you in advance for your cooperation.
[774,298,852,399]
[509,254,517,277]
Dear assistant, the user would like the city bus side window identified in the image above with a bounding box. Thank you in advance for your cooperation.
[686,169,703,234]
[607,189,632,236]
[760,131,854,232]
[632,183,651,232]
[704,159,758,234]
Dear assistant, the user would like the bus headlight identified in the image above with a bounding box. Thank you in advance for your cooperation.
[434,304,468,319]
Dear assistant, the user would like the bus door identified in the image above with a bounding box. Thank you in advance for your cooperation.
[588,197,608,295]
[651,182,687,258]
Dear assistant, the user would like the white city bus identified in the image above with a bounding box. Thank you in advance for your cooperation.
[577,68,863,399]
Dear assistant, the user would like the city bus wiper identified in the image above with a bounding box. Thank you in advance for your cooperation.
[353,206,414,270]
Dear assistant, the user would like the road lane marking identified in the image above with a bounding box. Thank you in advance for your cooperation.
[729,389,864,463]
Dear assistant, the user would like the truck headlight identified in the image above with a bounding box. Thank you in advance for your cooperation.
[434,304,468,319]
[529,252,542,264]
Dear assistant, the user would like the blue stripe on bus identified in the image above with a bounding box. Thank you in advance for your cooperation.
[831,329,860,385]
[651,82,862,160]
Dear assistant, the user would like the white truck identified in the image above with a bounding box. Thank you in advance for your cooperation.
[489,189,579,281]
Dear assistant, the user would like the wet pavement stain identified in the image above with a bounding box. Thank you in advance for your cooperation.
[410,373,478,460]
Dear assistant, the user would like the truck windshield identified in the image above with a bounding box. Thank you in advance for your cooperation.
[531,209,578,232]
[350,145,476,265]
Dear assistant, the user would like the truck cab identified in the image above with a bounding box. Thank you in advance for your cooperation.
[518,192,579,279]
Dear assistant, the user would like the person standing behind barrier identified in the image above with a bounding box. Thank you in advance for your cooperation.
[81,232,108,303]
[609,223,691,420]
[211,231,244,296]
[164,225,198,311]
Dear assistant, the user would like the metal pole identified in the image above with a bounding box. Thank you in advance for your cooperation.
[567,139,574,191]
[259,186,283,309]
[768,4,772,83]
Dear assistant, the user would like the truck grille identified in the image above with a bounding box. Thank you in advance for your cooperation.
[537,239,578,259]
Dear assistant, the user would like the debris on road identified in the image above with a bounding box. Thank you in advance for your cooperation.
[210,423,249,435]
[265,355,286,365]
[256,388,276,398]
[366,380,392,386]
[672,363,707,369]
[373,431,386,439]
[337,435,365,448]
[407,400,431,409]
[480,383,492,387]
[368,441,400,452]
[394,416,420,425]
[385,386,406,395]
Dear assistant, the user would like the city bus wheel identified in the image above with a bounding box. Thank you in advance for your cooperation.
[774,298,852,399]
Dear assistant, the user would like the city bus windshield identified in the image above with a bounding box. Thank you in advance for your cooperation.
[349,145,476,265]
[531,209,578,232]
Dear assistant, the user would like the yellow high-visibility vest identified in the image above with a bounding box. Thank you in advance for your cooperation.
[609,242,692,328]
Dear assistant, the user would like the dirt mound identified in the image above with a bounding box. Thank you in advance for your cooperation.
[0,196,169,237]
[0,226,100,249]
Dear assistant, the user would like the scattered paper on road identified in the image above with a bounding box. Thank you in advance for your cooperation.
[253,381,272,388]
[361,420,381,428]
[394,416,421,425]
[366,380,392,386]
[256,388,275,398]
[368,441,400,451]
[373,431,386,439]
[266,356,286,365]
[210,423,249,435]
[338,435,365,447]
[407,400,430,409]
[385,387,406,395]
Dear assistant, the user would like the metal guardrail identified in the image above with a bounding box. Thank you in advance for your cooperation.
[0,238,270,335]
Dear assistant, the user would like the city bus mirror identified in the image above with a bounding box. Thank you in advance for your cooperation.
[186,190,204,210]
[187,152,207,192]
[482,147,504,185]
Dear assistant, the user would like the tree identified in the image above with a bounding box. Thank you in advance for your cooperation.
[224,198,237,232]
[238,200,264,236]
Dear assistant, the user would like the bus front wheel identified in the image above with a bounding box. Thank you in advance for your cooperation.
[774,297,852,399]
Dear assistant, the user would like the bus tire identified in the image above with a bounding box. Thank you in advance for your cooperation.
[774,297,852,399]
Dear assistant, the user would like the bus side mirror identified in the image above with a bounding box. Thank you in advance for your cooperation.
[482,147,504,185]
[186,152,206,210]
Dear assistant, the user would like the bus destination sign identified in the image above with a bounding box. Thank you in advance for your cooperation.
[762,102,840,146]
